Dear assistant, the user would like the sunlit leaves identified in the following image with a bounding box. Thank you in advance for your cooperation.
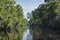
[0,0,27,40]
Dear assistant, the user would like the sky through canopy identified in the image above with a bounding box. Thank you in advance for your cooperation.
[15,0,44,18]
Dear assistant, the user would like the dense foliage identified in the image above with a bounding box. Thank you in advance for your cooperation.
[0,0,28,40]
[30,0,60,40]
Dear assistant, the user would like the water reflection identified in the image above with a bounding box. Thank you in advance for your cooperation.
[22,29,33,40]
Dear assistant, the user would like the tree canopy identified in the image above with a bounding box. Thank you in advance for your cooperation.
[0,0,28,40]
[30,0,60,40]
